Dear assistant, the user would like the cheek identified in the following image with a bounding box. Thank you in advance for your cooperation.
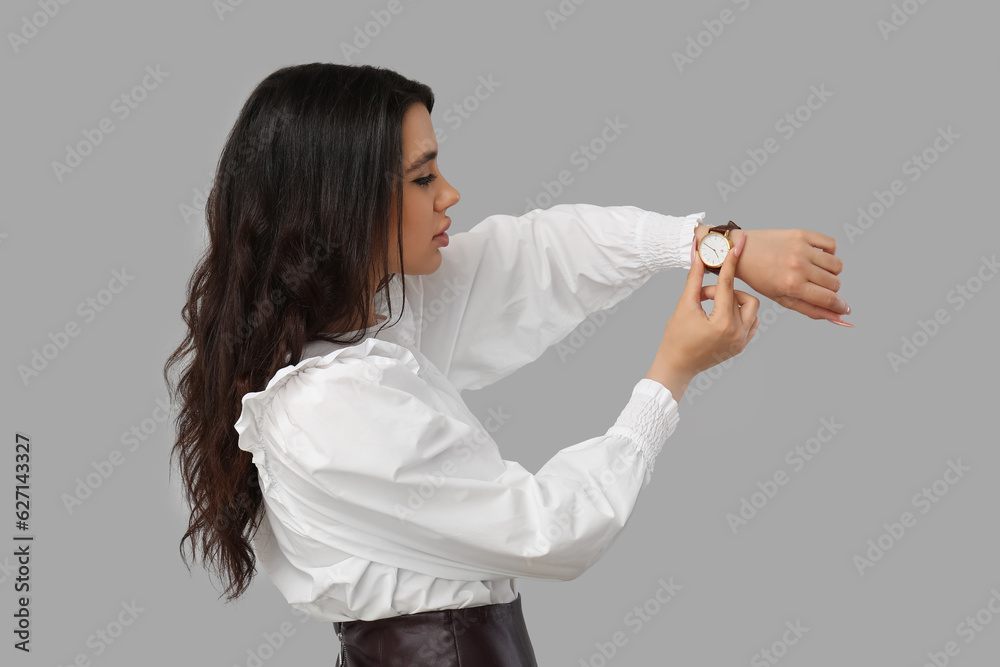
[406,234,443,274]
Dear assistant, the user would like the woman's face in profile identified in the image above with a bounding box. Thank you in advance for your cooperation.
[391,103,461,276]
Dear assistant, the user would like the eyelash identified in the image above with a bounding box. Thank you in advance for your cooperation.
[414,174,437,188]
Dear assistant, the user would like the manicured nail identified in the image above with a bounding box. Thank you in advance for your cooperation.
[846,305,851,315]
[828,319,855,328]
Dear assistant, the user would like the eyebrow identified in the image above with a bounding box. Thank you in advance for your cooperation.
[405,150,437,175]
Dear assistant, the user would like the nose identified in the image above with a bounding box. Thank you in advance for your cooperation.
[439,174,460,209]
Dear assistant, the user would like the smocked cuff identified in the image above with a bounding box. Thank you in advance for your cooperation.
[606,378,679,483]
[635,210,704,273]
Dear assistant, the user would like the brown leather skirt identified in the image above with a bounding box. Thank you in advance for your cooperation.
[333,593,538,666]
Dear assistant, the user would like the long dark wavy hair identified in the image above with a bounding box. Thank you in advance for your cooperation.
[164,63,435,601]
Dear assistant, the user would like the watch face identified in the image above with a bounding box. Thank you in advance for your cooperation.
[699,232,731,268]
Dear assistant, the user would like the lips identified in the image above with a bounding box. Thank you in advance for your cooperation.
[435,219,451,237]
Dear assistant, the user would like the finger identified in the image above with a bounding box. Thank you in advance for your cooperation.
[791,280,849,315]
[733,290,760,327]
[779,294,847,321]
[804,261,843,296]
[700,286,759,328]
[701,284,757,306]
[681,238,707,306]
[809,246,844,276]
[732,288,759,308]
[712,233,743,315]
[731,312,760,357]
[804,229,838,255]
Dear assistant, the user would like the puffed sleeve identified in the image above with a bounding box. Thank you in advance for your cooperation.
[410,203,703,393]
[235,338,680,583]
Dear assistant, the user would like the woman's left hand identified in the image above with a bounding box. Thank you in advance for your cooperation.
[730,228,851,324]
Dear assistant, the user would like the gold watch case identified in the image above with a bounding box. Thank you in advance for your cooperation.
[698,229,734,268]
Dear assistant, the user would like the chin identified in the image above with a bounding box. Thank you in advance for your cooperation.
[428,251,445,271]
[408,254,443,276]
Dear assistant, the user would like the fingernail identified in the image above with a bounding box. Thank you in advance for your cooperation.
[690,240,696,264]
[828,319,855,328]
[846,304,851,315]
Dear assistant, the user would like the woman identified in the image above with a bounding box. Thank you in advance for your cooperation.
[164,63,849,666]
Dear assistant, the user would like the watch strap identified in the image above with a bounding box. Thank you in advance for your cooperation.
[702,220,741,275]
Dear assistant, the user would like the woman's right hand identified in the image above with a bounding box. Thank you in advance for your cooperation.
[646,232,760,399]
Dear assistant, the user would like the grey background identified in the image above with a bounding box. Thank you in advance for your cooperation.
[3,0,998,665]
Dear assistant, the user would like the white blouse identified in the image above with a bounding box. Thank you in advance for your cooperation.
[235,203,703,622]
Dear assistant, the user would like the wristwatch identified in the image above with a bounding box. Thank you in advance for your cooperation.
[698,220,741,275]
